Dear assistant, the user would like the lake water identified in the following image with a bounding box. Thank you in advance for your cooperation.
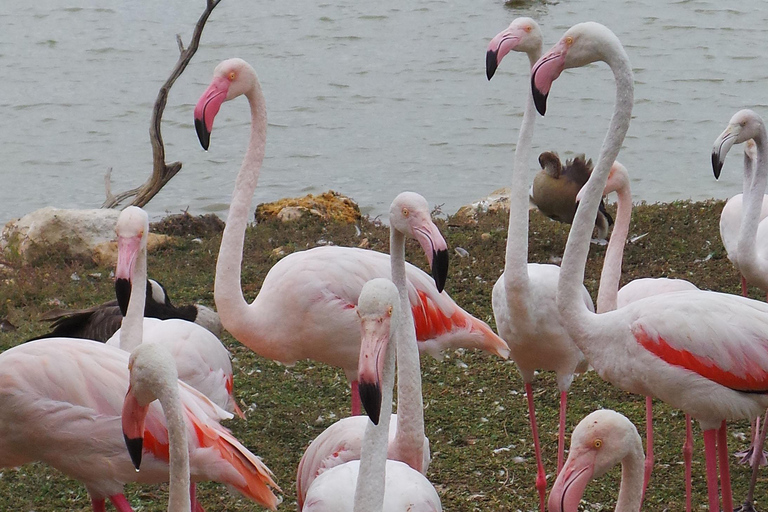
[2,0,767,226]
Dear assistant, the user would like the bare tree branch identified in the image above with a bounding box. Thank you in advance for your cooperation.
[102,0,223,209]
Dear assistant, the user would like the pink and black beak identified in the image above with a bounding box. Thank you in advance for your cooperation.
[530,40,568,116]
[115,234,142,316]
[194,76,231,151]
[486,30,520,80]
[712,125,738,180]
[357,310,394,425]
[413,223,449,293]
[547,449,597,512]
[122,385,150,471]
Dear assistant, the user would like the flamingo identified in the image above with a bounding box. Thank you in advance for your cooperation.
[28,278,222,341]
[713,109,768,512]
[486,17,592,510]
[548,409,644,512]
[530,151,614,240]
[0,337,279,511]
[105,206,243,418]
[193,58,508,416]
[302,278,441,511]
[296,192,436,508]
[580,159,699,506]
[533,22,768,512]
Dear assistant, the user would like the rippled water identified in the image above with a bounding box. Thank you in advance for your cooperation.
[1,0,767,225]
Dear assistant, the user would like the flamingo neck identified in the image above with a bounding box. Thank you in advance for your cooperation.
[737,127,768,284]
[558,47,633,341]
[353,302,396,512]
[503,47,542,306]
[157,382,191,512]
[120,250,147,352]
[615,444,645,512]
[596,184,632,313]
[389,229,426,470]
[214,85,267,334]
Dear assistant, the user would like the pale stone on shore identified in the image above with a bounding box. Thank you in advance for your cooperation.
[452,187,511,224]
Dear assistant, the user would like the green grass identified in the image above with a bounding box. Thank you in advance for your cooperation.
[0,201,765,511]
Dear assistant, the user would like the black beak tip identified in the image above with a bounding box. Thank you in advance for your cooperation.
[194,118,211,151]
[115,278,132,317]
[598,199,614,226]
[431,249,449,293]
[532,87,548,116]
[359,381,382,425]
[486,50,498,81]
[124,434,143,471]
[712,152,723,180]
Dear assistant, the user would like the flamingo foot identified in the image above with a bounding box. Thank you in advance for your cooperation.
[734,502,758,512]
[733,446,768,467]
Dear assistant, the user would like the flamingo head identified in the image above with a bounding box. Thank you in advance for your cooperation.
[531,22,622,115]
[712,109,765,179]
[356,279,399,425]
[194,58,259,150]
[576,160,629,202]
[486,17,542,80]
[389,192,449,293]
[122,343,179,471]
[115,207,149,316]
[548,409,643,512]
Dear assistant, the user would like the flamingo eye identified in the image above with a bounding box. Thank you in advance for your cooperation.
[525,25,532,33]
[387,306,393,316]
[402,207,409,218]
[229,71,236,81]
[566,36,574,46]
[593,439,602,449]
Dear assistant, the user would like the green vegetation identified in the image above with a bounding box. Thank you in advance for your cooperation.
[0,200,763,511]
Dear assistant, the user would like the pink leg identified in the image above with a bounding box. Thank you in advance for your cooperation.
[557,390,567,475]
[191,483,205,512]
[718,421,734,512]
[742,409,768,511]
[91,498,106,512]
[742,275,748,297]
[703,429,720,512]
[684,414,693,512]
[351,380,361,416]
[525,382,547,512]
[108,495,134,512]
[642,396,654,501]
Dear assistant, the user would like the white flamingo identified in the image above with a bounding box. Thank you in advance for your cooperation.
[193,58,508,416]
[105,206,242,417]
[302,278,441,511]
[534,22,768,512]
[548,409,644,512]
[486,17,591,510]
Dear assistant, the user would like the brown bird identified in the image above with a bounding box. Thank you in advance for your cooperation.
[531,151,613,239]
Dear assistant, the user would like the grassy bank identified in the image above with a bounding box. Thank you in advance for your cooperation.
[0,199,763,511]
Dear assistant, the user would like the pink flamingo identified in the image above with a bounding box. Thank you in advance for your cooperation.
[193,58,509,416]
[533,22,768,512]
[487,18,591,510]
[296,192,437,508]
[548,409,644,512]
[0,336,279,512]
[105,206,243,417]
[302,278,441,511]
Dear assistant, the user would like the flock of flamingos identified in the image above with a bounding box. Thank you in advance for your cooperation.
[2,13,768,512]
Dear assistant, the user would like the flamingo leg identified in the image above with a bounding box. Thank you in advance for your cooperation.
[718,421,734,512]
[351,380,361,416]
[742,275,748,297]
[740,409,768,512]
[684,414,693,512]
[108,494,134,512]
[525,382,546,512]
[642,395,654,501]
[704,428,720,512]
[557,390,567,475]
[91,498,106,512]
[191,483,206,512]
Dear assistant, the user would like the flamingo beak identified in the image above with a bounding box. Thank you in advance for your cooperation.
[712,125,738,179]
[412,222,449,293]
[547,449,597,512]
[530,40,568,116]
[115,234,142,316]
[486,31,520,80]
[122,385,149,471]
[194,76,231,151]
[357,311,393,425]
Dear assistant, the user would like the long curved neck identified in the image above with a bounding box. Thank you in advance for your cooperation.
[503,48,542,305]
[737,128,768,280]
[596,184,632,313]
[615,446,645,512]
[353,306,396,512]
[157,382,191,512]
[120,251,147,352]
[214,86,267,333]
[390,229,425,470]
[558,48,633,340]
